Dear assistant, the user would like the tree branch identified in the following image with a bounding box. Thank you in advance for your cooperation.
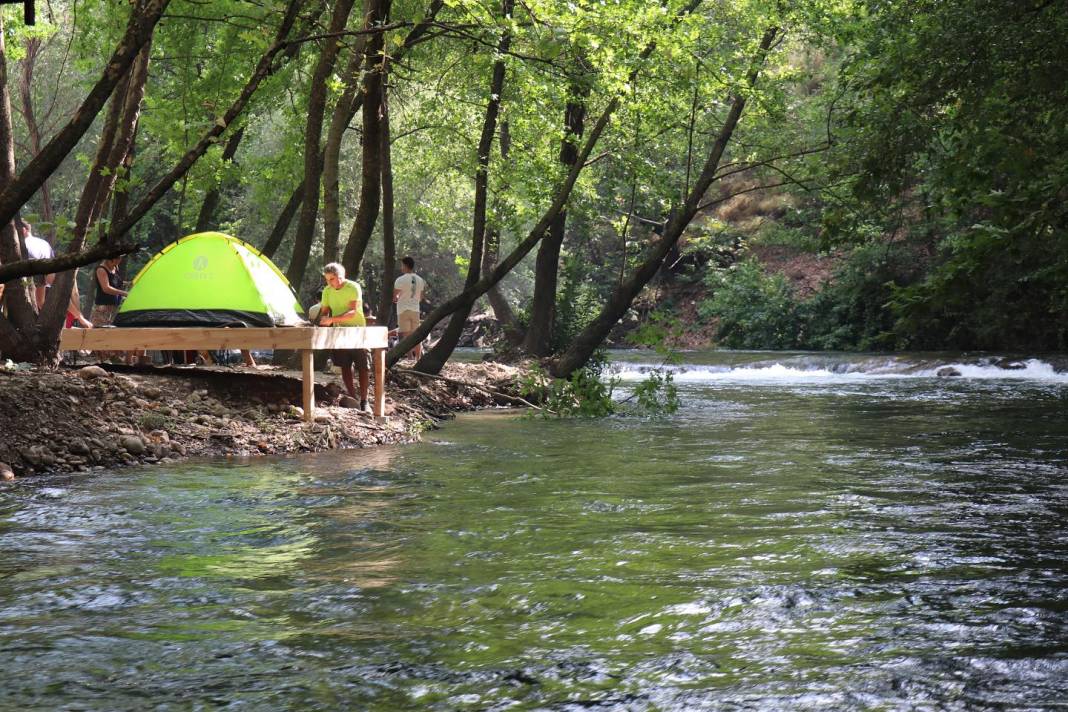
[0,0,171,230]
[0,242,139,283]
[104,0,303,242]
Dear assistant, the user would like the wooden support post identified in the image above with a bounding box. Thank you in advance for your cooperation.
[301,349,315,422]
[373,347,386,417]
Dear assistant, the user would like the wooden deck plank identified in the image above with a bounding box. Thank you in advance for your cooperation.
[60,326,388,351]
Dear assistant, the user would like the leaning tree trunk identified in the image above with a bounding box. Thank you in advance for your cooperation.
[386,73,625,368]
[0,0,304,288]
[413,0,513,374]
[521,81,587,356]
[195,126,245,232]
[340,0,389,278]
[549,27,780,378]
[0,0,304,366]
[37,42,152,354]
[284,0,356,290]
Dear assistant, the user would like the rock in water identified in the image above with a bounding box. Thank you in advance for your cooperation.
[0,462,13,480]
[936,366,962,377]
[994,358,1026,370]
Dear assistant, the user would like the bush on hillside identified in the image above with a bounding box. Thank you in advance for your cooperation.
[699,260,802,349]
[699,246,921,351]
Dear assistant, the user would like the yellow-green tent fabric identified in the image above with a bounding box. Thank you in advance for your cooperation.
[115,232,305,327]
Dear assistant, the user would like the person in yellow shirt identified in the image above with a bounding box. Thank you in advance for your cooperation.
[318,262,370,412]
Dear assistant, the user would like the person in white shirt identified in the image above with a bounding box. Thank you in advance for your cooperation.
[17,218,54,309]
[392,256,427,360]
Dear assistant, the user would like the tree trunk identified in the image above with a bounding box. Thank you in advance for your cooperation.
[67,51,136,252]
[195,125,245,232]
[39,42,151,351]
[384,0,705,369]
[340,0,389,278]
[378,73,396,321]
[263,0,443,265]
[482,226,522,344]
[16,37,54,238]
[321,37,367,264]
[521,83,587,356]
[549,27,779,378]
[261,182,303,259]
[110,128,136,233]
[0,13,40,360]
[480,121,521,344]
[92,43,151,243]
[0,0,170,230]
[284,0,356,291]
[414,0,513,374]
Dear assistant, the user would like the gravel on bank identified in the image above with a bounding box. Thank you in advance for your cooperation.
[0,360,524,479]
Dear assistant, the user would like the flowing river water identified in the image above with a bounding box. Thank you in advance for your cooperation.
[2,352,1067,710]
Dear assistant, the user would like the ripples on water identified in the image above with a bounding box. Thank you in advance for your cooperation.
[1,352,1067,709]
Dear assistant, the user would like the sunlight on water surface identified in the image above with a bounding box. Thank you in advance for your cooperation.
[1,351,1067,709]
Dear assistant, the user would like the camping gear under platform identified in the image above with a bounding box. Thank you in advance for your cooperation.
[60,326,389,421]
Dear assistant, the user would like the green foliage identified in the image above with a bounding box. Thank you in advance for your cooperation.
[699,246,921,351]
[520,356,617,418]
[137,412,169,431]
[628,367,680,416]
[700,260,802,349]
[520,347,680,419]
[819,0,1068,351]
[799,243,910,350]
[624,317,681,414]
[551,253,603,353]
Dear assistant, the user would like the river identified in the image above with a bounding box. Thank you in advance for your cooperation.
[2,351,1067,709]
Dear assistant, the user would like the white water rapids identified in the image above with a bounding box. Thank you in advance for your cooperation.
[612,356,1068,384]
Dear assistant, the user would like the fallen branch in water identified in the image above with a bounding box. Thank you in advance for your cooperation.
[392,367,545,411]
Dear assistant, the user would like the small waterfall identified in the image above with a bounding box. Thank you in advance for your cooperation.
[610,353,1068,384]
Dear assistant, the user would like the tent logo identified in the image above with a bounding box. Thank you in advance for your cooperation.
[187,254,211,280]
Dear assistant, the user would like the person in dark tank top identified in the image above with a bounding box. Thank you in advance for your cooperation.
[91,257,127,321]
[89,257,129,362]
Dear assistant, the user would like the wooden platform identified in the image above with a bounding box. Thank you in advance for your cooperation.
[60,326,389,421]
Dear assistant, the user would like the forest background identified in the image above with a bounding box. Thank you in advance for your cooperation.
[0,0,1064,377]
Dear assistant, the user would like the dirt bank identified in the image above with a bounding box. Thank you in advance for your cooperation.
[0,360,524,479]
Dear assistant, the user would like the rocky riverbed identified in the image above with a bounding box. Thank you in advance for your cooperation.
[0,360,524,479]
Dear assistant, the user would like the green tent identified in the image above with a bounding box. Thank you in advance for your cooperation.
[115,232,305,328]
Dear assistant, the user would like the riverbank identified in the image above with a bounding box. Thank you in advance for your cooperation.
[0,360,525,479]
